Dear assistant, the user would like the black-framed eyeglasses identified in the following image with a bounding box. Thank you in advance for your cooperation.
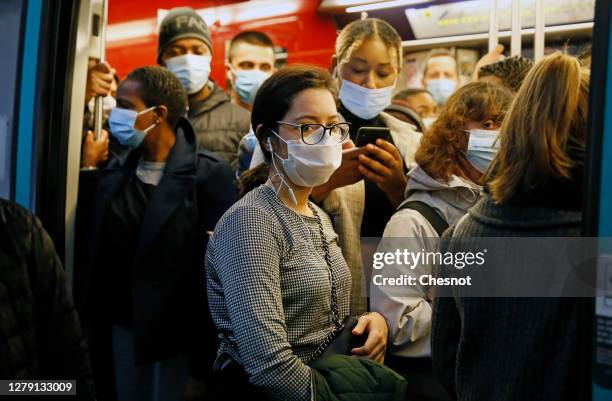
[276,121,351,145]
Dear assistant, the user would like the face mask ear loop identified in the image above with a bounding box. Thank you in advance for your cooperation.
[137,105,158,116]
[267,138,312,233]
[143,121,158,134]
[492,135,501,148]
[267,136,298,206]
[140,107,161,134]
[267,134,317,237]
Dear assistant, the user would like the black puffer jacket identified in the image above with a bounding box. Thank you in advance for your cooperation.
[311,354,407,401]
[0,199,95,399]
[188,81,250,168]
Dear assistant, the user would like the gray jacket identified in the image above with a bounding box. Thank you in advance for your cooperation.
[188,82,250,167]
[370,165,481,357]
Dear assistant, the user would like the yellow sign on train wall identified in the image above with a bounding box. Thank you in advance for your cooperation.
[406,0,595,39]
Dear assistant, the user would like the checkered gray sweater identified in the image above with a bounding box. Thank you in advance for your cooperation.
[206,184,351,401]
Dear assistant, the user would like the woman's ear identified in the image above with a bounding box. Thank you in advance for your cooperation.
[255,124,270,151]
[330,56,338,78]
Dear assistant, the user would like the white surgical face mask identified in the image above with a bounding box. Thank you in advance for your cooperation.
[165,54,211,95]
[234,69,271,105]
[339,79,394,120]
[88,95,117,119]
[269,129,342,189]
[466,129,500,172]
[426,78,457,105]
[422,116,436,128]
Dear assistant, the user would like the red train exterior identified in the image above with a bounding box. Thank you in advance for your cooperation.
[106,0,338,88]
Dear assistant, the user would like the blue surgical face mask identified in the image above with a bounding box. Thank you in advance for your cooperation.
[165,54,211,95]
[339,79,394,120]
[466,129,500,173]
[109,106,158,149]
[426,78,457,105]
[234,69,271,105]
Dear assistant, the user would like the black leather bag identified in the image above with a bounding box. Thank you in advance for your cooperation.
[315,316,366,360]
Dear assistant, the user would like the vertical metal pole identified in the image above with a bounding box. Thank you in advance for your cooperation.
[93,0,107,140]
[65,0,94,286]
[511,0,522,56]
[534,0,545,61]
[488,0,499,53]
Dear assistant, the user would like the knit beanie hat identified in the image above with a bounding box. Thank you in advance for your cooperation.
[158,7,212,64]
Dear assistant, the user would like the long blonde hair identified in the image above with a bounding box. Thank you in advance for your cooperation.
[335,18,402,70]
[487,52,590,204]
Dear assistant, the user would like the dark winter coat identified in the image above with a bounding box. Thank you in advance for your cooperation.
[311,354,407,401]
[188,81,250,168]
[74,117,236,397]
[0,199,95,399]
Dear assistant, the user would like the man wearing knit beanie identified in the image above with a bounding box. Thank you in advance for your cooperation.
[159,7,250,168]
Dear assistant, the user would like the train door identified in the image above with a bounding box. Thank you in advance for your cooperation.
[0,0,27,202]
[1,0,107,281]
[589,0,612,399]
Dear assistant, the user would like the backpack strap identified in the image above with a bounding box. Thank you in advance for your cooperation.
[398,201,449,236]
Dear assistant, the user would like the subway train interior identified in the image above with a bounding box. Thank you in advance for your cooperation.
[1,0,611,400]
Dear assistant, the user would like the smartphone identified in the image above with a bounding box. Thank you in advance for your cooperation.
[355,127,391,148]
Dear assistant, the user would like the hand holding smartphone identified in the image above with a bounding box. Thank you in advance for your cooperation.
[355,127,391,148]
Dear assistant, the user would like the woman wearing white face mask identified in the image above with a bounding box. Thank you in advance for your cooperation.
[205,66,397,401]
[371,82,512,401]
[309,18,422,314]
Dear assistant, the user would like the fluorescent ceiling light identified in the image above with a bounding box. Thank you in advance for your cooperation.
[159,1,299,28]
[324,0,382,5]
[109,0,301,44]
[238,16,299,30]
[107,19,156,43]
[346,0,432,13]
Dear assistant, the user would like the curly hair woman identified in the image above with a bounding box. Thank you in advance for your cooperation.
[371,81,513,401]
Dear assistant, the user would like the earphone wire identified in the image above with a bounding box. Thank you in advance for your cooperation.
[267,137,298,207]
[267,137,316,239]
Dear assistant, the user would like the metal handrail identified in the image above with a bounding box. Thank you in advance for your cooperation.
[511,0,522,56]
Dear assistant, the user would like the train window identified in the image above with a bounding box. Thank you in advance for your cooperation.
[0,0,25,199]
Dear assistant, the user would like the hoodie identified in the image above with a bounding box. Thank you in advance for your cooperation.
[370,164,481,357]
